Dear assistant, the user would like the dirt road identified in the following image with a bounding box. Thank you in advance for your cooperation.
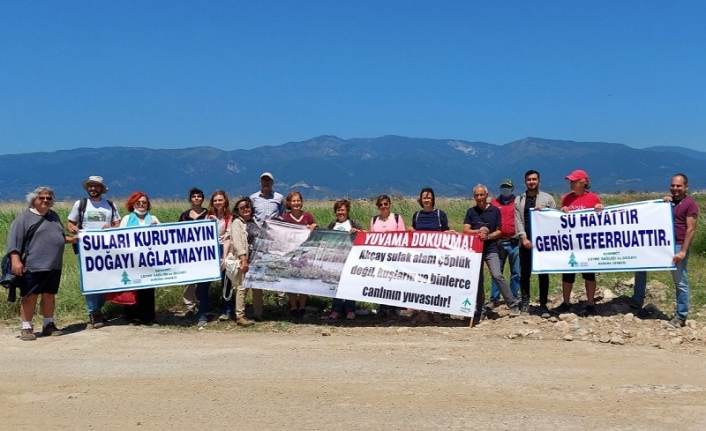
[1,321,705,431]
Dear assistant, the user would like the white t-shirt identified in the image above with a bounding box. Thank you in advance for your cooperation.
[332,220,352,232]
[68,199,121,230]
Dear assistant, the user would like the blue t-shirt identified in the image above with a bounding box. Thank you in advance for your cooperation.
[463,205,501,254]
[412,209,449,232]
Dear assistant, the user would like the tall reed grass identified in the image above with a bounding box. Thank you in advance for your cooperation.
[1,193,704,324]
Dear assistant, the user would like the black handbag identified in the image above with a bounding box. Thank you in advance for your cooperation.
[0,254,17,288]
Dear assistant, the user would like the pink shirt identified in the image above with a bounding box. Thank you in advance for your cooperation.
[369,213,405,232]
[561,192,602,211]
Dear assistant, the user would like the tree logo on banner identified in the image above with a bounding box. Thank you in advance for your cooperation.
[568,253,579,267]
[462,298,472,307]
[121,271,131,285]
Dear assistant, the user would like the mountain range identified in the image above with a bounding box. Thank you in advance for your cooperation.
[0,136,701,201]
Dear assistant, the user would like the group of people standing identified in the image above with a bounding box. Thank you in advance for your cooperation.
[459,169,698,329]
[5,168,698,341]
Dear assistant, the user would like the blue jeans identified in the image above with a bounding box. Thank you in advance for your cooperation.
[477,251,519,313]
[195,282,211,322]
[85,293,105,314]
[490,240,520,302]
[633,245,690,319]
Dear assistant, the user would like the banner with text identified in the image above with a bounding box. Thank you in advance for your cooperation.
[337,231,483,317]
[245,220,353,298]
[531,200,676,273]
[78,220,221,294]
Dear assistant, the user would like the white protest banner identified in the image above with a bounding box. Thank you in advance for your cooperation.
[337,231,483,317]
[245,220,353,298]
[531,200,676,273]
[78,220,221,294]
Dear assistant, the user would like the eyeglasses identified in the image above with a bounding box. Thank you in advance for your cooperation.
[238,204,251,210]
[37,196,53,201]
[378,202,390,207]
[134,200,148,207]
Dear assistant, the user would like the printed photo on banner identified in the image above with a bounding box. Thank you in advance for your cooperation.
[78,220,221,294]
[337,231,483,317]
[530,200,676,273]
[245,220,354,298]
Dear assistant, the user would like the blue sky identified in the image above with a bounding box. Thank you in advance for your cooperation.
[1,1,704,154]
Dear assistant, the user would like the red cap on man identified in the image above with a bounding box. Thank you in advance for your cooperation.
[565,170,589,181]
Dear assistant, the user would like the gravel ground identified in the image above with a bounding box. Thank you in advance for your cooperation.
[1,307,705,431]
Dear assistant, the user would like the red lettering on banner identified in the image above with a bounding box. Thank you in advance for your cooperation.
[354,231,482,252]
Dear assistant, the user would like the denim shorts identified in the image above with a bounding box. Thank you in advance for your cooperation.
[19,270,61,296]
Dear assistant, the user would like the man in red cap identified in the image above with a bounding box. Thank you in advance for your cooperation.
[556,169,603,316]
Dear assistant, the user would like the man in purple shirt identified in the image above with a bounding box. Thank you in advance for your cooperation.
[633,173,698,327]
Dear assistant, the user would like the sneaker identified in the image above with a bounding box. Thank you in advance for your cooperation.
[184,309,195,318]
[520,301,530,315]
[218,314,231,322]
[41,322,63,337]
[554,302,571,314]
[298,308,307,318]
[197,319,208,328]
[20,328,36,341]
[89,312,104,329]
[322,311,340,320]
[484,300,502,310]
[668,316,685,328]
[636,308,653,319]
[346,311,356,320]
[290,309,300,320]
[539,305,552,319]
[585,304,597,316]
[508,306,520,317]
[236,317,255,327]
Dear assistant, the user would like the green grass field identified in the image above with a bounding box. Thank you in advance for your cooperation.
[1,193,704,325]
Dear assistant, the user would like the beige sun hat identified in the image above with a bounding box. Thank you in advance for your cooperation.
[82,175,109,192]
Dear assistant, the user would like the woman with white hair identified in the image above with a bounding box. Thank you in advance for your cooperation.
[5,186,78,341]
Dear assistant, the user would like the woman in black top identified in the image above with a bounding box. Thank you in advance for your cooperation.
[179,188,211,326]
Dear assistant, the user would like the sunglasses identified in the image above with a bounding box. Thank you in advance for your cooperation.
[238,203,252,210]
[134,200,149,207]
[37,196,53,201]
[377,202,390,207]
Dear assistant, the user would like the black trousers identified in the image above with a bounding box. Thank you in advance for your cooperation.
[519,246,549,306]
[124,288,156,324]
